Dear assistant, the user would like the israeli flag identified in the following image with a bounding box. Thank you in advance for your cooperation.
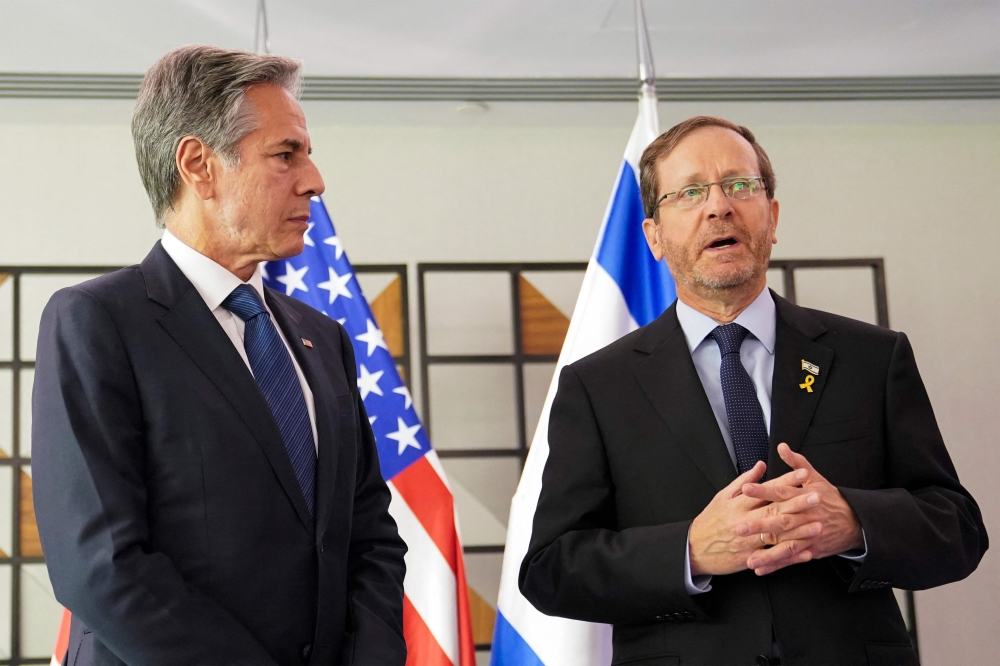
[491,92,676,665]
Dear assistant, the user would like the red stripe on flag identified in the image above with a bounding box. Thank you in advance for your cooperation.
[392,457,458,573]
[403,594,452,666]
[52,608,71,666]
[394,456,476,666]
[453,525,477,666]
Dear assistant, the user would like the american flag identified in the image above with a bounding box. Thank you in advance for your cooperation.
[263,197,476,666]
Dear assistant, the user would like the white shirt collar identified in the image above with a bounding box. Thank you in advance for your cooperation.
[675,286,776,355]
[160,229,266,310]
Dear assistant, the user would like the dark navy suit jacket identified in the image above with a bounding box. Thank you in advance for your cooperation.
[33,242,406,665]
[521,293,987,665]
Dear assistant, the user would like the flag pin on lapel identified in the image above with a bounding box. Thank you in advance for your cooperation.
[301,338,314,348]
[800,359,819,392]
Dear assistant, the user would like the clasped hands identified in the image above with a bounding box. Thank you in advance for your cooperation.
[689,443,863,577]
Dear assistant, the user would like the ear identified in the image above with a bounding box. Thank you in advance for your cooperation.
[175,135,218,202]
[642,217,665,261]
[769,198,780,244]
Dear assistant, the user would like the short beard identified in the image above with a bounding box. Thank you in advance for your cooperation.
[662,220,773,295]
[692,260,760,290]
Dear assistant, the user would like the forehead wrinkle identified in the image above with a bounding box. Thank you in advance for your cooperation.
[658,134,760,191]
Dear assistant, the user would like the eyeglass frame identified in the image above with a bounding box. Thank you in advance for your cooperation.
[653,175,765,215]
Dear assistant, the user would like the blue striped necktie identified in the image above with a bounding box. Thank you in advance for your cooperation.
[710,323,770,474]
[223,284,316,515]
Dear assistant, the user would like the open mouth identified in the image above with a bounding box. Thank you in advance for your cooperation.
[709,237,738,249]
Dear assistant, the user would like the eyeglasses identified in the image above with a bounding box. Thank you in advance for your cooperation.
[655,176,765,212]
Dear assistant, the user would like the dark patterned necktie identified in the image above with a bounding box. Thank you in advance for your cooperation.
[223,285,316,515]
[709,323,769,474]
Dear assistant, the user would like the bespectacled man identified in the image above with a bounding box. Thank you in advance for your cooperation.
[520,115,987,665]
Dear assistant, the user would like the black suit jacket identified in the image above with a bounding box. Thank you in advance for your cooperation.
[32,243,407,666]
[520,292,987,665]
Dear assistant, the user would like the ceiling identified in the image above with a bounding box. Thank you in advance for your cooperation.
[0,0,997,79]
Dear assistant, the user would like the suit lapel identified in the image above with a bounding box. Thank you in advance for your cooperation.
[266,291,342,539]
[767,293,835,479]
[632,305,737,492]
[142,244,315,534]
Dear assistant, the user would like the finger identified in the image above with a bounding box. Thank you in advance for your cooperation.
[737,507,820,538]
[754,550,813,576]
[742,480,809,503]
[747,538,810,571]
[725,460,766,498]
[761,466,810,488]
[771,521,823,543]
[777,443,819,479]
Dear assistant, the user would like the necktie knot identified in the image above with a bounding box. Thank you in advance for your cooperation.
[710,323,750,357]
[223,284,267,322]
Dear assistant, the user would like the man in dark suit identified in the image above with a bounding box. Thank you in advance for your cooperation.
[519,115,987,665]
[32,45,406,666]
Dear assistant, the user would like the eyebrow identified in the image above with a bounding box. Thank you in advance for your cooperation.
[277,138,312,155]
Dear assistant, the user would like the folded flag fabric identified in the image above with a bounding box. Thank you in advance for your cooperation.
[491,91,675,666]
[263,197,476,666]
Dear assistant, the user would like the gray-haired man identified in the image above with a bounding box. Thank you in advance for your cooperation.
[32,45,406,665]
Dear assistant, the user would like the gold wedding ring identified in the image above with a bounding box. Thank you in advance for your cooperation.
[760,533,766,545]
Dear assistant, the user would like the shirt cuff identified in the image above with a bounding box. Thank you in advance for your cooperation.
[838,529,868,562]
[684,533,712,594]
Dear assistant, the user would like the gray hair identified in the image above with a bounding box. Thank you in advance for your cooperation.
[132,45,302,226]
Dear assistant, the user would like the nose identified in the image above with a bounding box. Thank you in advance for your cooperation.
[299,156,326,198]
[703,182,734,220]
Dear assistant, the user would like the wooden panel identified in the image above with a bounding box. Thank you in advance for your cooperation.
[0,273,8,287]
[468,587,496,645]
[20,471,42,557]
[519,276,570,356]
[369,276,404,358]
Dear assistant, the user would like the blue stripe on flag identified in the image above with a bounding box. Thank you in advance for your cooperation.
[489,612,545,666]
[594,161,675,326]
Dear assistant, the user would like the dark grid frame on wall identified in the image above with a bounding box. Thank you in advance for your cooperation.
[354,264,412,383]
[0,263,409,666]
[0,265,120,666]
[417,257,918,657]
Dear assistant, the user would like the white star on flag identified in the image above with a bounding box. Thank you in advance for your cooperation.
[323,234,344,259]
[369,415,377,426]
[276,262,309,296]
[317,267,353,305]
[303,222,316,247]
[355,318,389,357]
[385,417,421,455]
[336,318,347,325]
[392,385,413,409]
[357,364,385,400]
[260,262,269,279]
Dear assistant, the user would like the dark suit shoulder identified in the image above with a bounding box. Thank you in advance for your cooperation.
[62,266,143,303]
[569,326,647,377]
[801,307,902,362]
[44,266,147,326]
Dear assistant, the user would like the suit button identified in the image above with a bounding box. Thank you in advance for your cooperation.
[756,655,770,666]
[302,643,312,660]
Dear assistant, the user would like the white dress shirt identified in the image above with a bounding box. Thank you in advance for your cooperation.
[160,230,319,451]
[675,288,865,594]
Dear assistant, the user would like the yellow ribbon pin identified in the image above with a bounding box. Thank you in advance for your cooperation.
[799,375,815,393]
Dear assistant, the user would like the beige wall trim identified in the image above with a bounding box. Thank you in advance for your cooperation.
[1,73,997,101]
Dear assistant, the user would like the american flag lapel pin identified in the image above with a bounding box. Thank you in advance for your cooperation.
[301,338,314,349]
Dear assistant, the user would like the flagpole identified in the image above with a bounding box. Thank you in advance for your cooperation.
[255,0,271,54]
[635,0,656,100]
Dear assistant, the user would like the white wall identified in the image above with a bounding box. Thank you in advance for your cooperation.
[1,95,997,664]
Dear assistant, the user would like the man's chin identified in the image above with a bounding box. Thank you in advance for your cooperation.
[693,264,759,291]
[270,238,306,261]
